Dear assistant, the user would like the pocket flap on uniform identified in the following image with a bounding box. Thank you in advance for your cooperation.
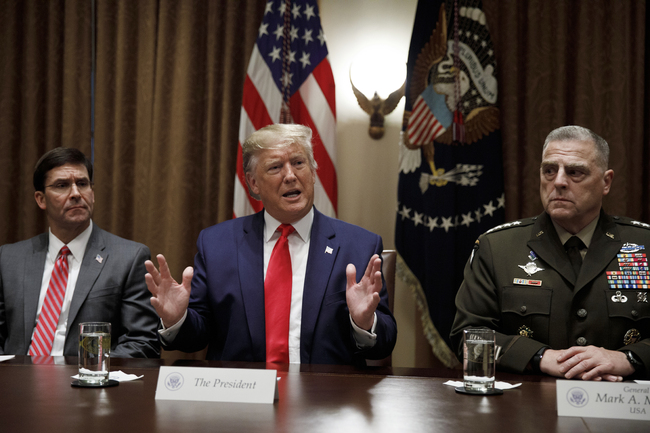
[502,287,552,316]
[606,289,650,320]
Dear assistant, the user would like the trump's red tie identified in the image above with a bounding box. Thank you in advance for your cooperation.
[265,224,295,363]
[28,246,71,356]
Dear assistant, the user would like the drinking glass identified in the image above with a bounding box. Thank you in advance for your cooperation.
[463,328,496,393]
[78,322,111,384]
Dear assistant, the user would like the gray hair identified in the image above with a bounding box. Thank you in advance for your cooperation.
[542,125,609,171]
[242,124,318,199]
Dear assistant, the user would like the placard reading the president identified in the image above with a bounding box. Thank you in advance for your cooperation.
[556,380,650,420]
[155,366,277,404]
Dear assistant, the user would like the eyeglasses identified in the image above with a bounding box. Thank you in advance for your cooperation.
[44,180,94,195]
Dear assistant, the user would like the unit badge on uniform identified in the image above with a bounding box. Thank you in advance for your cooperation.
[638,292,648,303]
[624,329,641,346]
[620,243,645,253]
[518,326,533,338]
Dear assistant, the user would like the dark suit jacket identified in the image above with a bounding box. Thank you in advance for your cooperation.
[451,211,650,378]
[165,208,397,365]
[0,225,160,357]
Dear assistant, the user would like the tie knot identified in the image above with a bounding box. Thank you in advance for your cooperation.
[278,224,295,238]
[564,236,585,251]
[59,246,71,257]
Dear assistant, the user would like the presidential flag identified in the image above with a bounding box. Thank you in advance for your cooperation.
[234,0,337,218]
[396,0,505,367]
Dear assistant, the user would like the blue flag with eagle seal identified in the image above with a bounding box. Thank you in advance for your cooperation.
[395,0,505,367]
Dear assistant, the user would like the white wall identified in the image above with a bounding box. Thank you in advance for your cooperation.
[320,0,426,368]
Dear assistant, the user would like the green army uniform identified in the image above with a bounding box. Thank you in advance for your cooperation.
[450,210,650,378]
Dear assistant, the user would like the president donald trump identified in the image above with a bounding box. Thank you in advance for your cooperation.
[145,124,396,365]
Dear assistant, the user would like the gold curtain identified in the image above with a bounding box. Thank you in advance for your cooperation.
[483,0,650,222]
[0,0,265,278]
[92,0,265,278]
[0,0,93,240]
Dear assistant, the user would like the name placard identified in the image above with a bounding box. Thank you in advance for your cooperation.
[155,366,278,404]
[556,380,650,420]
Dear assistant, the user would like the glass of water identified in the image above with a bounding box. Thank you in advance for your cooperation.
[78,322,111,385]
[463,327,496,393]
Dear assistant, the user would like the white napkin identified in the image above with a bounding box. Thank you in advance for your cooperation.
[71,370,143,382]
[0,355,16,362]
[444,380,522,390]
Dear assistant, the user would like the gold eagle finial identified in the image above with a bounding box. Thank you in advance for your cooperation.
[350,72,405,140]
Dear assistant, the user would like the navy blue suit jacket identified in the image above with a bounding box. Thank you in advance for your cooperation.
[165,208,397,365]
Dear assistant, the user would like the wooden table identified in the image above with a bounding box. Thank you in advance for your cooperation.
[0,356,647,433]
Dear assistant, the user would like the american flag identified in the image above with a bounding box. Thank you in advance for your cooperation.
[407,91,448,145]
[233,0,337,218]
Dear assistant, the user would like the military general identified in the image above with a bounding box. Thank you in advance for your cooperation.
[451,125,649,381]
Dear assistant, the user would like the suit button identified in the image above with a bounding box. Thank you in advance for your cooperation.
[577,309,587,318]
[520,306,527,313]
[576,337,587,346]
[631,310,639,318]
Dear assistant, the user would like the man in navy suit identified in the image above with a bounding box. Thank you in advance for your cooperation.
[145,124,396,365]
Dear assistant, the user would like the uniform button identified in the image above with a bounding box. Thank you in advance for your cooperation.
[576,337,587,346]
[577,309,587,318]
[631,310,639,318]
[520,306,527,314]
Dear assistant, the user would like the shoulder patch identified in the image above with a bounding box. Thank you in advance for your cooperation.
[613,216,650,230]
[484,218,534,235]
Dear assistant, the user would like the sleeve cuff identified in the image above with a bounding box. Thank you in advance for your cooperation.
[350,313,378,349]
[157,310,188,344]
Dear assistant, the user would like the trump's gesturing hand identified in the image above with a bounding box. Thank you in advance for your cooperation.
[345,254,382,331]
[144,254,193,328]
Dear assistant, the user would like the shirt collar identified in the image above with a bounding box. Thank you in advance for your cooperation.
[552,215,598,248]
[48,220,93,263]
[263,208,313,243]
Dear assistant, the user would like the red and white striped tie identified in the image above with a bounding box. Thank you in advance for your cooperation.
[28,246,71,356]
